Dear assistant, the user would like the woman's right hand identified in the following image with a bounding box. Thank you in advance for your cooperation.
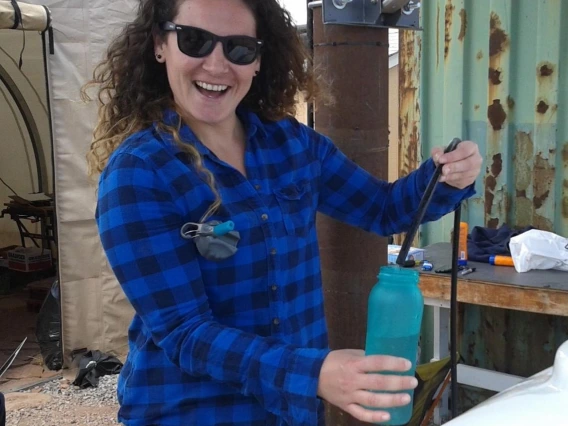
[317,349,418,424]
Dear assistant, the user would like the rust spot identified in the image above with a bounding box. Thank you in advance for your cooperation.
[458,9,467,41]
[549,148,556,154]
[476,50,483,60]
[563,197,568,218]
[563,143,568,163]
[485,174,497,216]
[539,63,554,77]
[489,13,508,57]
[517,190,527,198]
[533,191,550,210]
[488,99,507,130]
[488,67,502,85]
[474,105,480,110]
[436,4,440,67]
[444,3,455,60]
[537,100,549,114]
[487,218,500,229]
[507,96,515,109]
[491,153,503,177]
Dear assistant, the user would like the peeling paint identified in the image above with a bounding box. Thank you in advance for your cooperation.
[488,67,502,85]
[514,132,534,227]
[489,13,508,57]
[533,154,555,210]
[563,143,568,163]
[444,2,455,60]
[476,50,483,60]
[507,96,515,109]
[488,99,507,130]
[458,9,467,41]
[474,104,480,110]
[564,197,568,219]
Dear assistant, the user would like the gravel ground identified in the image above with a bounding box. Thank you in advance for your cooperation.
[5,374,120,426]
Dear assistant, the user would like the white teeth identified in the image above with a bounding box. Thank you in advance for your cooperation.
[196,81,228,92]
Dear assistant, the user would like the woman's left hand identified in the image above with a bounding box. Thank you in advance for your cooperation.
[431,141,483,189]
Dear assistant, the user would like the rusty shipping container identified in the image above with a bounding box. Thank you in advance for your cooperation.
[399,0,568,413]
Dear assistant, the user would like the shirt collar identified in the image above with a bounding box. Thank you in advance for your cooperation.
[156,107,267,157]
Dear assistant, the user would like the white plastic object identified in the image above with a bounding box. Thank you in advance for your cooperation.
[509,229,568,273]
[444,340,568,426]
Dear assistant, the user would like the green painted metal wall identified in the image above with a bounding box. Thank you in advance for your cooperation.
[399,0,568,415]
[411,0,568,243]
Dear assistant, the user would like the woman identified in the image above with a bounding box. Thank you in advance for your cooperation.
[86,0,482,424]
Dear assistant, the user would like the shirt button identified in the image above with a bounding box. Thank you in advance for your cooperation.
[270,248,277,255]
[255,184,261,190]
[261,214,269,221]
[271,285,278,291]
[273,318,280,325]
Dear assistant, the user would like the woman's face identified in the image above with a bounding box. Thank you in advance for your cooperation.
[156,0,260,128]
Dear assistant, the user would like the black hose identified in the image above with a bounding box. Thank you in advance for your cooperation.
[450,205,461,418]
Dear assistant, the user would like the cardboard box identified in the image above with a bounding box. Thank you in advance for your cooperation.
[388,244,425,265]
[7,247,52,272]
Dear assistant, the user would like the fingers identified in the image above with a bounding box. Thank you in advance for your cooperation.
[360,372,418,392]
[357,355,412,374]
[431,147,444,165]
[355,390,412,409]
[345,403,391,424]
[436,140,478,164]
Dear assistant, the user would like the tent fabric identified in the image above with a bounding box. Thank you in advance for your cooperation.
[0,1,50,31]
[24,0,138,362]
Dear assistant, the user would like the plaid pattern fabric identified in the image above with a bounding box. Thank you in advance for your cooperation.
[96,109,474,426]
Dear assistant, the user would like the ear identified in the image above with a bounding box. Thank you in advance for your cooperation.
[153,30,166,62]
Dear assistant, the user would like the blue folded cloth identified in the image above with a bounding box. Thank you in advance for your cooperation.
[467,224,533,263]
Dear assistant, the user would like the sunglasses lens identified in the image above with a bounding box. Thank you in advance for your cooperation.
[226,37,259,65]
[178,27,215,57]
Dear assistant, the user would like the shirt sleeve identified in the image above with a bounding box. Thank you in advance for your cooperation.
[96,152,329,425]
[304,125,476,236]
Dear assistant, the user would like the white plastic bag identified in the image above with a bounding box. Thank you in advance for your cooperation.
[509,229,568,273]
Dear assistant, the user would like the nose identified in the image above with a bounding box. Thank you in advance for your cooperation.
[202,41,229,74]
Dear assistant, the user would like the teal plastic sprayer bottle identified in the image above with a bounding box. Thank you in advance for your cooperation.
[365,138,462,425]
[365,266,423,425]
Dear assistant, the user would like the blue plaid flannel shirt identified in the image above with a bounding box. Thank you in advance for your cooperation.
[96,108,474,426]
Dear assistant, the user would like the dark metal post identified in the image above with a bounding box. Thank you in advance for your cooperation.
[311,5,390,425]
[306,0,314,128]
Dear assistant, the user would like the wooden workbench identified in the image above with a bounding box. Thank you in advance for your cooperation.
[419,242,568,317]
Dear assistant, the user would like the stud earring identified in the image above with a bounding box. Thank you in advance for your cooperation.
[156,54,162,60]
[254,70,259,76]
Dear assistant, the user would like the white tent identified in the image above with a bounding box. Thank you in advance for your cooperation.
[1,0,135,363]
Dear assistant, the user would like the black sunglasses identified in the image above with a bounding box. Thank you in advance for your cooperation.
[159,22,263,66]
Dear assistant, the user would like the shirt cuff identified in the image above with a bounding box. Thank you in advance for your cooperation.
[284,347,331,425]
[421,158,476,205]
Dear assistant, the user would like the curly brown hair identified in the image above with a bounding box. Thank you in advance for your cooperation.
[84,0,322,219]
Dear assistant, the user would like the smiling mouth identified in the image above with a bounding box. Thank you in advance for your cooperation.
[194,81,230,99]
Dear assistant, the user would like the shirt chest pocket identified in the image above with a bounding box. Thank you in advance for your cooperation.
[273,181,313,237]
